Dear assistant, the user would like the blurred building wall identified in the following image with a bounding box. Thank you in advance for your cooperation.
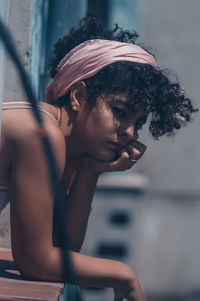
[0,0,33,247]
[107,0,200,195]
[137,0,200,194]
[82,1,200,299]
[135,1,200,296]
[0,0,32,101]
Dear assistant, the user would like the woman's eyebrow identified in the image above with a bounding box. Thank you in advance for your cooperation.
[112,98,138,114]
[112,97,131,109]
[111,98,148,117]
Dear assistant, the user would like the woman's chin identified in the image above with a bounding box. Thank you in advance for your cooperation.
[94,150,118,162]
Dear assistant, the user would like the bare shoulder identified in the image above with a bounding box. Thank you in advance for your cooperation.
[2,105,66,178]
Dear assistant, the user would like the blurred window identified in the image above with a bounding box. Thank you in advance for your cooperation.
[108,0,139,31]
[31,0,87,99]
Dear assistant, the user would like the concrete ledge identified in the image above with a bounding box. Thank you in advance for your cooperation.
[0,248,64,301]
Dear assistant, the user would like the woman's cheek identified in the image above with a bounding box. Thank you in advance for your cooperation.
[90,147,116,161]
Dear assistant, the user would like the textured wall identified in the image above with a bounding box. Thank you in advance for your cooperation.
[0,0,33,248]
[136,0,200,193]
[82,2,200,299]
[3,0,32,100]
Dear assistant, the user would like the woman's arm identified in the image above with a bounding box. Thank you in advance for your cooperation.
[10,123,145,300]
[63,165,99,252]
[63,140,146,252]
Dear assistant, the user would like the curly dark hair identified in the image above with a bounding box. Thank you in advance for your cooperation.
[48,17,198,139]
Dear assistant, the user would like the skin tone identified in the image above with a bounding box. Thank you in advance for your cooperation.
[0,81,147,301]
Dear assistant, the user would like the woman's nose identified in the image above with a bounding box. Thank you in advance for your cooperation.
[119,124,138,140]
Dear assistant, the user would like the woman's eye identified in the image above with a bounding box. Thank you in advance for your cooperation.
[112,107,127,118]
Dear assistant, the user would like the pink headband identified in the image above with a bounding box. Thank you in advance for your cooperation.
[45,39,157,102]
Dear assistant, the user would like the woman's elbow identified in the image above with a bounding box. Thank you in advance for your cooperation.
[16,257,50,280]
[12,248,57,281]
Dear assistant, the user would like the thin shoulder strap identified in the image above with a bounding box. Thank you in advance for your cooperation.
[2,101,58,124]
[3,101,31,105]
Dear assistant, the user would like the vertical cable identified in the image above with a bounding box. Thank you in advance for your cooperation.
[0,17,81,298]
[0,0,10,143]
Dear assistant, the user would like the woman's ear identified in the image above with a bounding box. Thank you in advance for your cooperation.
[70,81,87,112]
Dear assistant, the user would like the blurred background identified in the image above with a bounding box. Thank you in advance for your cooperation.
[0,0,200,300]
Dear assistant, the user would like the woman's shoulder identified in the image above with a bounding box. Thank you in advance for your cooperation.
[2,100,61,137]
[1,100,66,174]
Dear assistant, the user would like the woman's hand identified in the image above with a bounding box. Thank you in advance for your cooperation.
[82,140,146,176]
[114,284,146,301]
[113,274,146,301]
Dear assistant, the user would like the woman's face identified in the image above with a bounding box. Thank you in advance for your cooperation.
[72,92,148,161]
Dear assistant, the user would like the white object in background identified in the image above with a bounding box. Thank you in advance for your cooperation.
[98,172,149,191]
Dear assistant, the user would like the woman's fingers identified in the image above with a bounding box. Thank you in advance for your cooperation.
[109,141,147,171]
[127,141,146,160]
[109,149,136,171]
[130,140,147,156]
[82,140,146,174]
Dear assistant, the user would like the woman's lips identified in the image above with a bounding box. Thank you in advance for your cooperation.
[108,142,124,152]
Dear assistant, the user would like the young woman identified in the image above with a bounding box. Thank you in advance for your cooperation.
[0,17,197,300]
